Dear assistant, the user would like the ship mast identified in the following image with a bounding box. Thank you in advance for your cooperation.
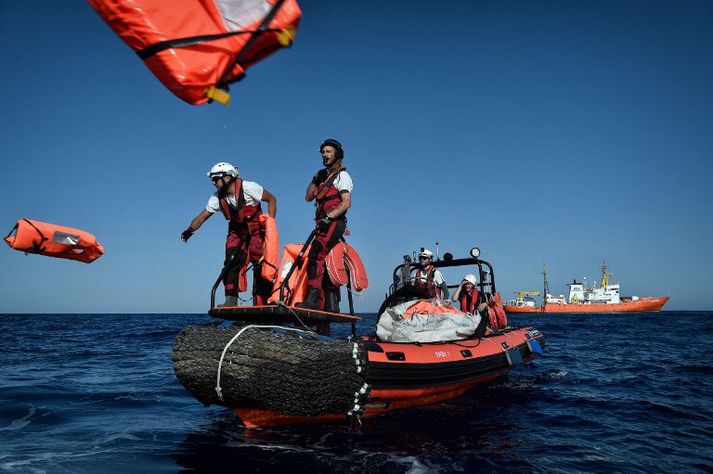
[541,261,549,313]
[600,261,610,288]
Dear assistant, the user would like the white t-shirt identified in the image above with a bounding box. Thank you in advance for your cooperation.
[411,268,445,286]
[332,170,353,193]
[206,180,264,213]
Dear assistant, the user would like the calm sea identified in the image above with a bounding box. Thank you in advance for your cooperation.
[1,312,712,473]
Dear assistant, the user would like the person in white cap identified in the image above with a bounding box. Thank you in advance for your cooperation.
[181,162,276,307]
[411,248,448,299]
[452,273,488,314]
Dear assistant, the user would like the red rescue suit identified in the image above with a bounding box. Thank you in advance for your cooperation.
[219,179,270,303]
[306,168,347,289]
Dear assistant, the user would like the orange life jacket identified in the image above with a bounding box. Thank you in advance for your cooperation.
[268,243,313,306]
[88,0,302,105]
[487,293,508,329]
[4,219,104,264]
[313,167,347,221]
[325,242,369,291]
[459,289,480,314]
[257,214,279,282]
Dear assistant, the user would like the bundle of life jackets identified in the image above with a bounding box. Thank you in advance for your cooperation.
[377,299,482,343]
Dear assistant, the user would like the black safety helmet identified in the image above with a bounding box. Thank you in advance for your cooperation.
[319,138,344,161]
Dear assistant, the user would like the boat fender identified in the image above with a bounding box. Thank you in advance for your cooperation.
[506,348,523,366]
[526,339,543,355]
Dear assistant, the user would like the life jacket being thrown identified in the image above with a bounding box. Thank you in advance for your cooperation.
[88,0,302,105]
[413,267,440,299]
[459,288,480,314]
[313,167,347,221]
[4,219,104,263]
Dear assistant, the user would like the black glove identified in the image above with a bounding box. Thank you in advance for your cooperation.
[181,228,194,242]
[312,168,329,185]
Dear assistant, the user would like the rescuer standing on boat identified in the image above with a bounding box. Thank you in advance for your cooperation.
[298,139,352,314]
[181,162,277,307]
[412,249,449,299]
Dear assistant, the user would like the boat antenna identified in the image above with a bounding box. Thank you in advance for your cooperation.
[435,241,440,261]
[541,261,549,313]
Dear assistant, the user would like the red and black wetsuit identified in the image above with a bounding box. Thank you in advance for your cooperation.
[219,179,271,304]
[306,168,348,289]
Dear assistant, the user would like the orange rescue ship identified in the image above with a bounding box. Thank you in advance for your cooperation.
[504,262,668,314]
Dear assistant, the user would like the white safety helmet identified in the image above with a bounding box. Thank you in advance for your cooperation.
[418,249,434,259]
[463,274,477,286]
[207,162,239,179]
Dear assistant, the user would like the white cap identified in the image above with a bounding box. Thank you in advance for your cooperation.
[463,274,477,286]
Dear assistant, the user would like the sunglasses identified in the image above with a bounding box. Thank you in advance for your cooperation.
[211,176,222,183]
[419,256,431,260]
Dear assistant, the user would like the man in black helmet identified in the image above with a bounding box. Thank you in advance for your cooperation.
[297,139,353,320]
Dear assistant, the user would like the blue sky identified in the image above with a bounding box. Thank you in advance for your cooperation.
[1,1,712,313]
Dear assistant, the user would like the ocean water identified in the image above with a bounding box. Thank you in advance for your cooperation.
[1,311,712,473]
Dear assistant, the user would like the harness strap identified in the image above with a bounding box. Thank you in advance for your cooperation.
[137,28,282,60]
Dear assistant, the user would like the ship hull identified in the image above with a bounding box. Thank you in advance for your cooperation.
[505,297,669,313]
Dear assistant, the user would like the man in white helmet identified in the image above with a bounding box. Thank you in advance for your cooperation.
[181,162,277,307]
[452,273,488,314]
[411,249,449,299]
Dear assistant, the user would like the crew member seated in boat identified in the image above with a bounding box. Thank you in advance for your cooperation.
[411,249,449,299]
[297,139,352,317]
[452,274,488,314]
[181,162,277,307]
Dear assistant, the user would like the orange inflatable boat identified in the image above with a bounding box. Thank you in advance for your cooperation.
[174,247,546,428]
[4,219,104,263]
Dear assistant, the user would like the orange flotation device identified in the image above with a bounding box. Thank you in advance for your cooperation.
[5,219,104,264]
[268,243,312,305]
[257,214,279,282]
[402,300,468,320]
[487,293,508,329]
[325,242,369,291]
[88,0,301,105]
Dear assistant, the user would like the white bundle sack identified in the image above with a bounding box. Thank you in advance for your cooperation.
[376,299,482,343]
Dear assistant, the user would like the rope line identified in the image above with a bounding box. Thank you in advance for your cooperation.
[214,324,312,401]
